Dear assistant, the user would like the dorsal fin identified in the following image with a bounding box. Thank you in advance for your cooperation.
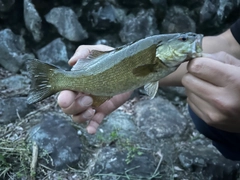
[87,49,113,59]
[71,60,90,71]
[71,49,114,71]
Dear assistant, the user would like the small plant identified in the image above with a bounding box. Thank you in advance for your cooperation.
[122,139,143,164]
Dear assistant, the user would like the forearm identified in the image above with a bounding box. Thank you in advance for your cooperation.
[159,29,240,87]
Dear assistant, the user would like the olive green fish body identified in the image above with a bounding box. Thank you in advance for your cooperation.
[27,33,203,106]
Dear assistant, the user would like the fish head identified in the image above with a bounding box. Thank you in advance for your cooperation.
[156,32,203,67]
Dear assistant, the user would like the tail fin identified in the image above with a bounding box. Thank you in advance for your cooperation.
[27,59,58,104]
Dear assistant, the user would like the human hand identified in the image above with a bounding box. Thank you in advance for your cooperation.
[182,51,240,132]
[57,45,132,134]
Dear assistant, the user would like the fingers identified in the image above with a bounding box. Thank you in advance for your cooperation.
[58,91,93,115]
[57,90,78,108]
[203,51,240,66]
[187,57,233,87]
[69,45,114,66]
[187,91,230,131]
[72,107,96,122]
[86,112,105,134]
[182,72,219,102]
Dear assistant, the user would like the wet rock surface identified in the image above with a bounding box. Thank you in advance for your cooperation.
[0,0,240,179]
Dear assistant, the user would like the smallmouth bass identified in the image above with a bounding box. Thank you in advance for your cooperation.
[27,32,203,106]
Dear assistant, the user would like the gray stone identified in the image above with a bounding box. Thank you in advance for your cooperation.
[45,6,88,42]
[28,113,82,170]
[0,75,30,97]
[179,146,240,180]
[0,0,15,12]
[200,0,240,26]
[0,29,34,73]
[0,97,35,124]
[91,147,156,180]
[199,0,218,24]
[161,6,196,33]
[134,97,188,140]
[85,109,139,146]
[84,1,122,31]
[37,38,69,69]
[24,0,42,42]
[119,9,159,43]
[116,0,150,7]
[216,0,240,23]
[149,0,168,21]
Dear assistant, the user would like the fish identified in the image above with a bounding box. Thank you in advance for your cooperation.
[27,32,203,106]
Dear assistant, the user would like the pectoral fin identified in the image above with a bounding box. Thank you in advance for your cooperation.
[132,64,157,77]
[144,81,159,99]
[91,95,111,107]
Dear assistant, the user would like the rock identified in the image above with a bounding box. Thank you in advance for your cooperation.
[91,147,156,180]
[93,34,123,47]
[159,87,186,99]
[84,109,139,146]
[28,113,82,170]
[119,9,159,43]
[134,97,188,140]
[0,97,35,124]
[161,6,196,33]
[200,0,239,26]
[199,0,218,25]
[168,0,204,8]
[23,0,42,42]
[81,1,122,31]
[0,75,30,97]
[37,38,69,69]
[149,0,168,21]
[216,0,240,23]
[0,0,15,12]
[45,6,88,42]
[116,0,151,7]
[0,29,34,73]
[179,146,240,179]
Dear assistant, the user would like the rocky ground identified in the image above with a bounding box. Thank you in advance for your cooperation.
[0,0,240,179]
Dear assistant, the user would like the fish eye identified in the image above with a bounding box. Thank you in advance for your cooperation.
[179,37,187,41]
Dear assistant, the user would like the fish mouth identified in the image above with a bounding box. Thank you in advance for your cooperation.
[191,34,203,57]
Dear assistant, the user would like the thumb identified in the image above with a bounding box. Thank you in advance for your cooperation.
[202,51,240,66]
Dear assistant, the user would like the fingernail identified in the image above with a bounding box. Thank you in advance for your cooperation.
[79,96,93,107]
[82,109,95,119]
